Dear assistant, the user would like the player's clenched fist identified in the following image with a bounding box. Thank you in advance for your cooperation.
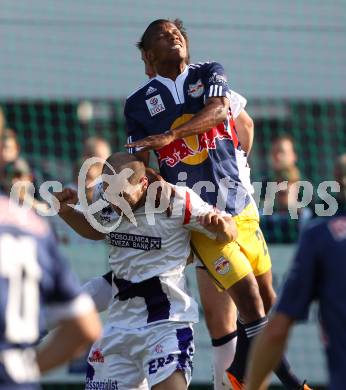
[197,212,238,243]
[53,188,78,215]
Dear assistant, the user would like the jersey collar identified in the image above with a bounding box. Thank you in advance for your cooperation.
[155,65,189,84]
[154,65,189,104]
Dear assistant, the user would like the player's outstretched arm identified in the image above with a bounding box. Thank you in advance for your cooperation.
[245,313,294,390]
[197,212,237,243]
[36,304,101,373]
[125,96,229,151]
[54,188,105,240]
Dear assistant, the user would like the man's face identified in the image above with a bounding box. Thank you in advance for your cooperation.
[271,139,297,172]
[146,22,187,66]
[3,137,19,163]
[103,174,147,215]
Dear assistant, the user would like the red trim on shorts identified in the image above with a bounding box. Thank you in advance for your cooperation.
[183,191,192,225]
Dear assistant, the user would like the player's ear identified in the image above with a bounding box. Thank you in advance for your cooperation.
[141,49,149,62]
[146,49,155,64]
[140,175,149,191]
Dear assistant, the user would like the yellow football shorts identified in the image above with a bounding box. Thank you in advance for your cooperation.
[191,202,272,290]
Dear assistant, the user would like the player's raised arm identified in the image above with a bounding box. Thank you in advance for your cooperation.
[54,187,105,240]
[125,62,231,151]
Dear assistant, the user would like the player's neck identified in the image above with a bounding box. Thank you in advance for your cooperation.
[155,61,186,81]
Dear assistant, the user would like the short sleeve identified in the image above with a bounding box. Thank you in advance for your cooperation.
[124,100,147,154]
[229,90,247,119]
[180,187,217,239]
[202,62,231,100]
[275,226,319,321]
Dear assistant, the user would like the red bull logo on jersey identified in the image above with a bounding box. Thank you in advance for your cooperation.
[214,257,230,275]
[156,114,233,167]
[187,79,204,98]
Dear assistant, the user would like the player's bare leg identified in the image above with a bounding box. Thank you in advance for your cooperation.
[152,370,187,390]
[256,270,276,313]
[196,267,237,390]
[225,272,267,389]
[256,270,310,390]
[197,268,237,339]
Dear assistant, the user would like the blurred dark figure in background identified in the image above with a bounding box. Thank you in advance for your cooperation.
[246,154,346,390]
[260,134,311,243]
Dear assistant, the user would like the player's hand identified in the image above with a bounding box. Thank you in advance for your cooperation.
[125,131,176,152]
[53,188,78,215]
[198,212,237,243]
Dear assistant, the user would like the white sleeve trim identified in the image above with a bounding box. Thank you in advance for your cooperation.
[81,276,113,313]
[229,90,247,118]
[45,293,95,326]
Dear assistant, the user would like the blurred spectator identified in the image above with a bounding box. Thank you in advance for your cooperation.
[52,137,111,244]
[1,128,42,202]
[2,128,21,164]
[82,136,111,160]
[76,136,112,203]
[260,134,312,243]
[335,153,346,210]
[72,157,104,205]
[270,134,298,178]
[3,158,49,215]
[0,107,5,133]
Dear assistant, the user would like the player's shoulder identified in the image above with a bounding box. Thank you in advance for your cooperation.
[126,77,159,103]
[302,212,346,242]
[189,61,221,70]
[126,78,155,102]
[0,195,50,238]
[190,61,225,74]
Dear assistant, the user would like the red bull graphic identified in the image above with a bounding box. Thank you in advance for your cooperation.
[214,257,231,275]
[156,114,235,167]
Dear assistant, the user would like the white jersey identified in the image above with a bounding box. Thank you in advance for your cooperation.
[93,183,217,329]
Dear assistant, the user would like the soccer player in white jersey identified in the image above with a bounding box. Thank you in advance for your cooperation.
[54,152,238,390]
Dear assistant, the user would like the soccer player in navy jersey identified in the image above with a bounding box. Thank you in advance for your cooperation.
[139,48,255,390]
[246,155,346,390]
[125,19,311,390]
[0,127,101,390]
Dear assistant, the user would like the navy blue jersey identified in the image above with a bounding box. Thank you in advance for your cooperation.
[276,211,346,390]
[125,62,252,215]
[0,196,81,389]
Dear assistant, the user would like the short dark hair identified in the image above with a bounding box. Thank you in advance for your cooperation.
[272,133,296,149]
[136,18,189,53]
